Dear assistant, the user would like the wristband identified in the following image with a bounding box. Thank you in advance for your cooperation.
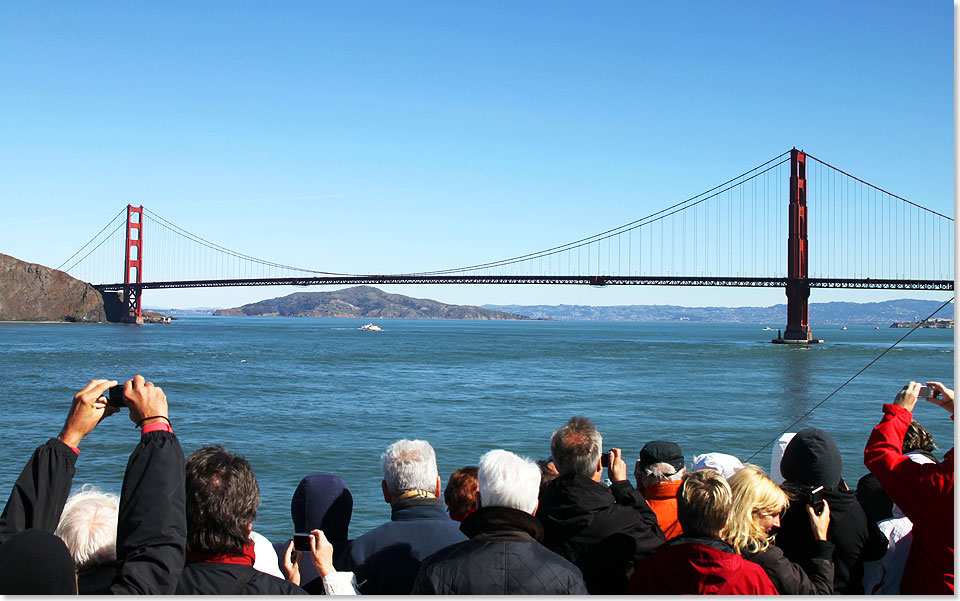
[135,415,171,429]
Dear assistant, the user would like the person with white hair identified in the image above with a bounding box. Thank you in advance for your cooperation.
[413,450,587,594]
[338,439,466,594]
[54,485,120,594]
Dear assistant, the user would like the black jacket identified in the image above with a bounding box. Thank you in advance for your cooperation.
[537,474,664,594]
[744,539,835,595]
[338,497,467,594]
[176,562,308,595]
[412,506,587,595]
[0,432,187,594]
[777,428,871,594]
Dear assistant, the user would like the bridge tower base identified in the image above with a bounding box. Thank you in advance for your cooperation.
[123,205,144,324]
[773,149,822,344]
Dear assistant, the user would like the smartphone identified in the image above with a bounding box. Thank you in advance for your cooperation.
[293,532,312,551]
[107,385,126,408]
[808,485,825,516]
[918,386,935,399]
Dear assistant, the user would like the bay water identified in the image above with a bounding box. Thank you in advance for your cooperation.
[0,317,953,544]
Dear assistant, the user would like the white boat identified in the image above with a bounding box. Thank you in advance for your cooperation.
[360,323,382,331]
[841,326,848,330]
[762,326,774,331]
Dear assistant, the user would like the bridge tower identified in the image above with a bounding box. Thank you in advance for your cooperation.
[775,148,822,344]
[123,205,144,324]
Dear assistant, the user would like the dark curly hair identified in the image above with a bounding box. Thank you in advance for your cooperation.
[185,445,260,554]
[903,419,937,454]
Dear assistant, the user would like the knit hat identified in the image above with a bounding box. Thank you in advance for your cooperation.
[638,441,685,472]
[779,428,843,490]
[0,529,76,594]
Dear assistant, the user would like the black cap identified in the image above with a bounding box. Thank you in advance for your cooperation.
[637,440,685,472]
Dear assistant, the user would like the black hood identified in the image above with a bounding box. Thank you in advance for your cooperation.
[290,473,353,546]
[780,428,843,490]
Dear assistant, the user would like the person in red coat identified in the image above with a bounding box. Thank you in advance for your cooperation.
[626,469,778,595]
[864,380,954,595]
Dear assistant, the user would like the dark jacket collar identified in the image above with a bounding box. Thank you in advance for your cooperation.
[391,496,447,521]
[459,506,543,542]
[540,473,614,515]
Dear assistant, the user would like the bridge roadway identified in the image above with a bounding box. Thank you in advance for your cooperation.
[94,275,954,291]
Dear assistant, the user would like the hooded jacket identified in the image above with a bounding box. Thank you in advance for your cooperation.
[744,539,835,594]
[626,535,778,595]
[537,473,664,594]
[776,428,870,595]
[864,403,954,595]
[274,473,353,593]
[412,506,587,595]
[775,427,872,594]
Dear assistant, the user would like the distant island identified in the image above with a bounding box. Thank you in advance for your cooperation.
[213,286,532,320]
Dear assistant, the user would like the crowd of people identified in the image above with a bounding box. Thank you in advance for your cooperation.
[0,375,953,594]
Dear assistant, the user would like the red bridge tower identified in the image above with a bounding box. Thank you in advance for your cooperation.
[123,205,144,324]
[775,149,822,344]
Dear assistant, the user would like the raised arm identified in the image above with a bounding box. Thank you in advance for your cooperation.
[0,379,118,542]
[110,376,187,595]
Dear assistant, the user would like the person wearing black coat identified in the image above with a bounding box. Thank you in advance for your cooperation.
[413,450,587,595]
[0,376,186,595]
[775,427,876,594]
[537,417,664,594]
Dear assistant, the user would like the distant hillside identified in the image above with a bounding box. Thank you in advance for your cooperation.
[214,286,531,320]
[483,299,954,325]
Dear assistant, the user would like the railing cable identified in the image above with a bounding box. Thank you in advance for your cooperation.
[744,296,955,463]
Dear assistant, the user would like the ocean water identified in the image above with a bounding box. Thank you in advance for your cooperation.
[0,317,953,543]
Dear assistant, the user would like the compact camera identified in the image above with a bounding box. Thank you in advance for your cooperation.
[807,485,825,516]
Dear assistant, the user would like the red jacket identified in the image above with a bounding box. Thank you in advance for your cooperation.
[626,536,778,595]
[864,403,954,595]
[642,479,683,540]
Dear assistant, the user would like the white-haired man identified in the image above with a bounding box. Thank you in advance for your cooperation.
[55,485,120,594]
[338,439,466,594]
[413,450,587,594]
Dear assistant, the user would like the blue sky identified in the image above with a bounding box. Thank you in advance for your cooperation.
[1,2,953,309]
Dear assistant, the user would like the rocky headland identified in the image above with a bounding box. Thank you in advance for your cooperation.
[0,253,124,322]
[214,286,532,320]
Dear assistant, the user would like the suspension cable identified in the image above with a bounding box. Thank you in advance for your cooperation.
[56,207,127,271]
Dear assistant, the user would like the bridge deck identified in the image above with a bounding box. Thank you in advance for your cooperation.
[93,275,953,291]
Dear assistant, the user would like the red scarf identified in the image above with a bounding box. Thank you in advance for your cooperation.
[187,542,256,566]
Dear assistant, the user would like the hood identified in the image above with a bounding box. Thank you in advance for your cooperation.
[779,428,843,490]
[291,473,353,545]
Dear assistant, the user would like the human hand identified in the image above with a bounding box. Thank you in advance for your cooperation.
[925,381,954,414]
[282,541,301,585]
[308,529,336,578]
[893,382,921,413]
[123,375,168,427]
[806,499,830,541]
[58,379,120,448]
[607,448,628,483]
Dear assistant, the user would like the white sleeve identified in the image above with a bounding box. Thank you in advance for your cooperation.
[322,571,360,595]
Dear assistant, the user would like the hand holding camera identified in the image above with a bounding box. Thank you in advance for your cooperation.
[805,495,830,541]
[122,375,169,428]
[603,448,628,483]
[922,381,954,413]
[58,379,120,448]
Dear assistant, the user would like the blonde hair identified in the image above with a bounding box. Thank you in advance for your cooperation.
[677,469,732,536]
[721,464,789,555]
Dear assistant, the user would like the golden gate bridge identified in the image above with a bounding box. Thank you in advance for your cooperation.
[60,149,954,342]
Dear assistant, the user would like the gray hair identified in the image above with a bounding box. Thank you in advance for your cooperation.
[478,450,541,514]
[637,462,686,490]
[381,439,439,498]
[54,484,119,569]
[550,416,603,477]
